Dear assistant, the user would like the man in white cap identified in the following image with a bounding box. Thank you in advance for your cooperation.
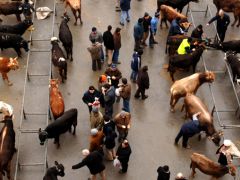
[72,149,106,180]
[206,9,230,42]
[175,172,187,180]
[89,128,104,152]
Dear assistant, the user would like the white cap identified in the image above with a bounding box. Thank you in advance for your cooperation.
[82,149,90,156]
[176,172,184,178]
[51,37,58,42]
[90,128,98,135]
[223,139,232,147]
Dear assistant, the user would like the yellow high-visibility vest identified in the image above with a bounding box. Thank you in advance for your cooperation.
[177,39,190,55]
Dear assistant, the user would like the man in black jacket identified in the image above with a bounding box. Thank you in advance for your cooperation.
[72,149,106,180]
[157,165,170,180]
[134,65,149,100]
[103,25,114,66]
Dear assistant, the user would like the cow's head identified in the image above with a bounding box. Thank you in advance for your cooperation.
[38,128,48,145]
[62,14,70,22]
[8,57,19,70]
[49,79,60,89]
[51,37,59,44]
[54,161,65,177]
[228,164,237,177]
[224,51,236,61]
[210,130,223,146]
[179,18,191,30]
[20,40,29,52]
[203,71,215,83]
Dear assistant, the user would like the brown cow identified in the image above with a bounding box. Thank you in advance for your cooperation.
[50,79,65,120]
[0,57,19,86]
[190,153,236,178]
[64,0,82,25]
[213,0,240,27]
[183,94,222,146]
[160,5,187,28]
[170,72,215,112]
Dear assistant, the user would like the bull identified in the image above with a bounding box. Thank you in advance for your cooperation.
[190,153,236,178]
[183,94,222,146]
[208,40,240,53]
[38,108,78,148]
[0,1,23,22]
[0,33,29,57]
[170,71,215,112]
[224,51,240,82]
[43,161,65,180]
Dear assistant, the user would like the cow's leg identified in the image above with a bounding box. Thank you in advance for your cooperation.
[170,71,175,82]
[0,172,3,180]
[14,48,22,58]
[160,18,163,29]
[164,20,168,28]
[190,162,196,177]
[231,14,238,27]
[237,15,240,27]
[78,9,82,24]
[59,68,64,83]
[54,136,60,148]
[233,72,236,82]
[16,14,21,22]
[64,65,67,80]
[2,73,12,86]
[6,160,12,180]
[68,126,72,133]
[71,8,77,25]
[170,95,180,112]
[73,124,76,135]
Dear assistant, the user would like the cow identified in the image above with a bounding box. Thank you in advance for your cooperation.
[160,5,187,28]
[49,79,65,120]
[168,45,205,81]
[43,161,65,180]
[51,37,67,83]
[38,108,78,148]
[0,101,13,119]
[0,1,23,22]
[224,51,240,82]
[170,71,215,112]
[59,14,73,61]
[64,0,82,25]
[0,57,19,86]
[157,0,199,13]
[183,94,222,146]
[190,153,236,178]
[0,116,16,180]
[0,19,33,36]
[0,33,29,57]
[208,40,240,53]
[166,34,188,55]
[213,0,240,27]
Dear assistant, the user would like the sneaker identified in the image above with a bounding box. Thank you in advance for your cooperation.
[142,95,148,100]
[119,22,124,26]
[126,19,130,22]
[134,95,140,99]
[117,61,121,64]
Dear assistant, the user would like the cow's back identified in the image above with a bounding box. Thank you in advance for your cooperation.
[66,0,80,9]
[0,33,22,47]
[161,5,186,22]
[59,21,72,46]
[223,41,240,52]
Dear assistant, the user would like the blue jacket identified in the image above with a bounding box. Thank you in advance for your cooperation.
[150,17,158,34]
[120,0,131,11]
[134,22,144,40]
[168,19,185,37]
[131,52,141,71]
[181,120,201,137]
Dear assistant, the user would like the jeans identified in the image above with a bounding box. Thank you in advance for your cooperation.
[175,129,189,148]
[122,99,130,112]
[130,70,138,81]
[112,49,120,63]
[120,10,130,24]
[92,59,101,71]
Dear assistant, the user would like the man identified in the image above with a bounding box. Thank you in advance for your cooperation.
[168,18,187,37]
[157,165,170,180]
[134,65,149,100]
[175,172,187,180]
[87,39,102,71]
[207,9,230,42]
[89,128,104,152]
[177,37,195,55]
[191,24,204,39]
[133,18,144,51]
[142,12,152,46]
[82,86,103,113]
[19,0,35,20]
[103,25,114,66]
[72,149,106,180]
[174,112,201,149]
[119,78,131,112]
[113,27,122,64]
[116,139,132,173]
[90,107,104,130]
[89,27,104,61]
[120,0,131,26]
[103,115,116,135]
[114,111,131,142]
[105,64,122,88]
[102,84,115,118]
[149,12,160,48]
[130,49,143,83]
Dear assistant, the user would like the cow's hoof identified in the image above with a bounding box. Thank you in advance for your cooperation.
[74,22,77,26]
[8,83,13,86]
[237,25,240,27]
[170,108,175,113]
[80,21,83,25]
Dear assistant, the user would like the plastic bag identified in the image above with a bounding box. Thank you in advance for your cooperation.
[113,158,122,169]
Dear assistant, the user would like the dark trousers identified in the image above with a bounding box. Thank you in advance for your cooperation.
[118,130,128,142]
[217,28,227,42]
[120,161,128,172]
[175,129,189,148]
[92,59,101,71]
[135,87,146,98]
[149,32,154,47]
[134,39,141,51]
[105,105,113,118]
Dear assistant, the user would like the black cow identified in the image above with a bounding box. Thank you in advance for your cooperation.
[0,116,16,180]
[0,2,23,22]
[0,33,29,57]
[224,51,240,82]
[51,37,68,83]
[59,14,73,61]
[168,46,205,81]
[0,20,33,36]
[43,161,65,180]
[208,40,240,53]
[38,108,78,148]
[157,0,199,13]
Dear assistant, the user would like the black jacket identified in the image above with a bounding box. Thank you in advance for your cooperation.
[137,70,149,89]
[116,144,132,164]
[157,166,170,180]
[208,14,230,31]
[82,90,104,107]
[103,30,114,50]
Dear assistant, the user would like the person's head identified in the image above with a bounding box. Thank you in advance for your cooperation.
[175,172,186,180]
[144,12,149,19]
[107,25,112,31]
[24,0,29,3]
[197,24,203,31]
[223,139,232,147]
[103,83,110,90]
[90,128,98,136]
[82,149,90,157]
[187,37,193,43]
[122,139,129,147]
[115,27,121,34]
[111,63,117,71]
[155,12,160,18]
[88,86,95,93]
[122,78,127,85]
[163,165,169,173]
[103,114,110,122]
[219,9,224,17]
[138,18,143,24]
[120,111,127,118]
[137,49,143,56]
[142,65,148,72]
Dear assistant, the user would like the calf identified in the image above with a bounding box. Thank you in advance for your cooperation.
[0,20,33,36]
[64,0,82,25]
[160,5,187,28]
[59,14,73,61]
[168,45,205,81]
[190,153,236,178]
[0,57,19,86]
[0,33,29,57]
[170,72,215,112]
[43,161,65,180]
[0,116,16,180]
[225,51,240,82]
[51,37,67,83]
[49,79,65,120]
[184,94,222,146]
[0,1,23,22]
[38,108,78,148]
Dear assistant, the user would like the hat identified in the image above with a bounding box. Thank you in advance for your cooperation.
[89,86,95,90]
[82,149,90,156]
[144,12,149,17]
[90,128,98,135]
[92,27,97,32]
[155,12,160,17]
[116,27,121,32]
[111,64,117,69]
[103,115,110,122]
[92,106,99,113]
[176,172,184,178]
[99,75,107,82]
[138,18,143,23]
[223,139,232,147]
[51,37,58,42]
[163,165,169,172]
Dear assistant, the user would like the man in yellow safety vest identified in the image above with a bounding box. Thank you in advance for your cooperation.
[177,37,195,55]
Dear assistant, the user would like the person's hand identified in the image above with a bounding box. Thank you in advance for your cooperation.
[112,76,116,80]
[88,103,92,106]
[206,23,210,26]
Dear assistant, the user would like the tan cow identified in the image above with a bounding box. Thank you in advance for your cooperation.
[64,0,82,25]
[0,57,19,86]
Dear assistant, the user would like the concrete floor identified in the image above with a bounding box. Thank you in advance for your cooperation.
[1,0,240,179]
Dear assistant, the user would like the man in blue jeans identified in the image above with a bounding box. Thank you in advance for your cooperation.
[120,0,131,26]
